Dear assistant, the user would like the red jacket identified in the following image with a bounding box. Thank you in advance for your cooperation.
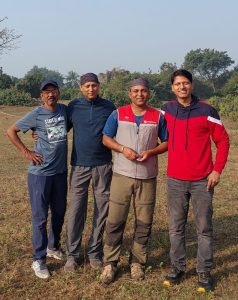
[161,96,230,180]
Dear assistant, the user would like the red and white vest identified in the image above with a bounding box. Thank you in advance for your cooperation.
[113,104,161,179]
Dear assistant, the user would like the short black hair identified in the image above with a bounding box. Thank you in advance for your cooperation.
[171,69,193,84]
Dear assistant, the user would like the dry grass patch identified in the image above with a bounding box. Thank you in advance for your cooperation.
[0,106,237,299]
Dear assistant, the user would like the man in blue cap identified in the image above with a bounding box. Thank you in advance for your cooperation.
[64,73,116,271]
[7,80,68,279]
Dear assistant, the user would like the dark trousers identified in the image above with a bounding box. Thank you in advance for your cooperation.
[28,172,67,260]
[167,177,214,273]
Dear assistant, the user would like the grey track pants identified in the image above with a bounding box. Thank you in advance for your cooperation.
[66,163,112,260]
[167,177,214,273]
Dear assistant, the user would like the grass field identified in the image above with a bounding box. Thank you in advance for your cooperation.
[0,105,237,300]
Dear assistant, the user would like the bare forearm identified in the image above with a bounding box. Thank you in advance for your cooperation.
[138,141,168,162]
[7,125,29,155]
[7,124,43,164]
[102,135,124,153]
[150,141,168,155]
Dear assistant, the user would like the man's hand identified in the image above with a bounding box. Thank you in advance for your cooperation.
[136,150,153,162]
[32,132,38,142]
[122,147,139,161]
[23,149,43,165]
[207,171,220,191]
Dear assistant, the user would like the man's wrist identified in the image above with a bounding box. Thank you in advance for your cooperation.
[120,145,125,153]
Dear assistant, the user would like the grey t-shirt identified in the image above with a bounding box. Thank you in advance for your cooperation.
[16,103,68,176]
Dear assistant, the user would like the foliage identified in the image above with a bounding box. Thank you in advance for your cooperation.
[0,72,14,89]
[64,70,80,88]
[0,48,237,111]
[0,17,22,55]
[209,95,238,121]
[99,67,174,106]
[152,77,174,102]
[183,48,234,92]
[192,78,213,99]
[0,86,32,105]
[60,86,80,100]
[100,68,136,106]
[16,65,64,98]
[222,68,238,97]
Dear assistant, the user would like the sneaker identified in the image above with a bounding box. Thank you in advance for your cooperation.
[197,272,214,293]
[100,264,117,285]
[130,263,145,280]
[64,257,79,273]
[163,266,185,286]
[47,247,64,260]
[32,260,50,279]
[89,259,103,270]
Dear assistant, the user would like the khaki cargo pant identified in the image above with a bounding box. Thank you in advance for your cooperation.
[103,173,156,266]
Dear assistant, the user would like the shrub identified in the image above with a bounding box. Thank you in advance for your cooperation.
[208,95,238,121]
[60,87,80,100]
[0,86,32,106]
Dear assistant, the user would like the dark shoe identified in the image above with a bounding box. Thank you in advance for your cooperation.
[89,259,103,270]
[163,266,185,286]
[197,272,214,293]
[64,257,78,273]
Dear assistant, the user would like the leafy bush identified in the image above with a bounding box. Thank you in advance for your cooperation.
[60,87,80,100]
[208,95,238,121]
[0,86,32,105]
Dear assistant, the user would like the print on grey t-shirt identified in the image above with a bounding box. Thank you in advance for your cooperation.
[45,116,67,144]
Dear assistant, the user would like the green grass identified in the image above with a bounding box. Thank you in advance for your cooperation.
[0,105,237,300]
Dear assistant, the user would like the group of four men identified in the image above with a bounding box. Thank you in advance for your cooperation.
[7,70,229,292]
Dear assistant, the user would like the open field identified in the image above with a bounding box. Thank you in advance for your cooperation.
[0,105,237,300]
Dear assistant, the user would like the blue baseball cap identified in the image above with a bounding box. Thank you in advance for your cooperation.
[40,80,59,91]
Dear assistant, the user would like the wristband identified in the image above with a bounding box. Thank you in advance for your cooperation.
[121,146,125,153]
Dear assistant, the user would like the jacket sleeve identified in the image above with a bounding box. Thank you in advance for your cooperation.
[207,107,230,173]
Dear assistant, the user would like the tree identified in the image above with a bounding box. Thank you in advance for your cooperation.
[153,62,178,101]
[0,17,22,55]
[17,66,64,98]
[183,48,234,93]
[222,66,238,97]
[65,70,79,88]
[0,72,13,89]
[98,67,131,84]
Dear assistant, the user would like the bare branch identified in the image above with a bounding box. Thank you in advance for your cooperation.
[0,17,22,55]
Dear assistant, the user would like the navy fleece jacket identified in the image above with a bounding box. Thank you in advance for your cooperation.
[68,96,116,166]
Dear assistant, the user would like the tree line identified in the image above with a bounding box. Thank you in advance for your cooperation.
[0,48,238,120]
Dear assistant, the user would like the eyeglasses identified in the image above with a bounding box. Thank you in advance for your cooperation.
[42,89,59,95]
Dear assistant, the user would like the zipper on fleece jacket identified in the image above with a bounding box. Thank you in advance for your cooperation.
[90,101,94,123]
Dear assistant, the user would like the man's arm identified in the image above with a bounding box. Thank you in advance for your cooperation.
[207,108,230,190]
[102,135,139,161]
[206,171,220,191]
[137,141,168,161]
[7,124,43,165]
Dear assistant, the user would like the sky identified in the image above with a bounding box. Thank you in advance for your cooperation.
[1,0,238,78]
